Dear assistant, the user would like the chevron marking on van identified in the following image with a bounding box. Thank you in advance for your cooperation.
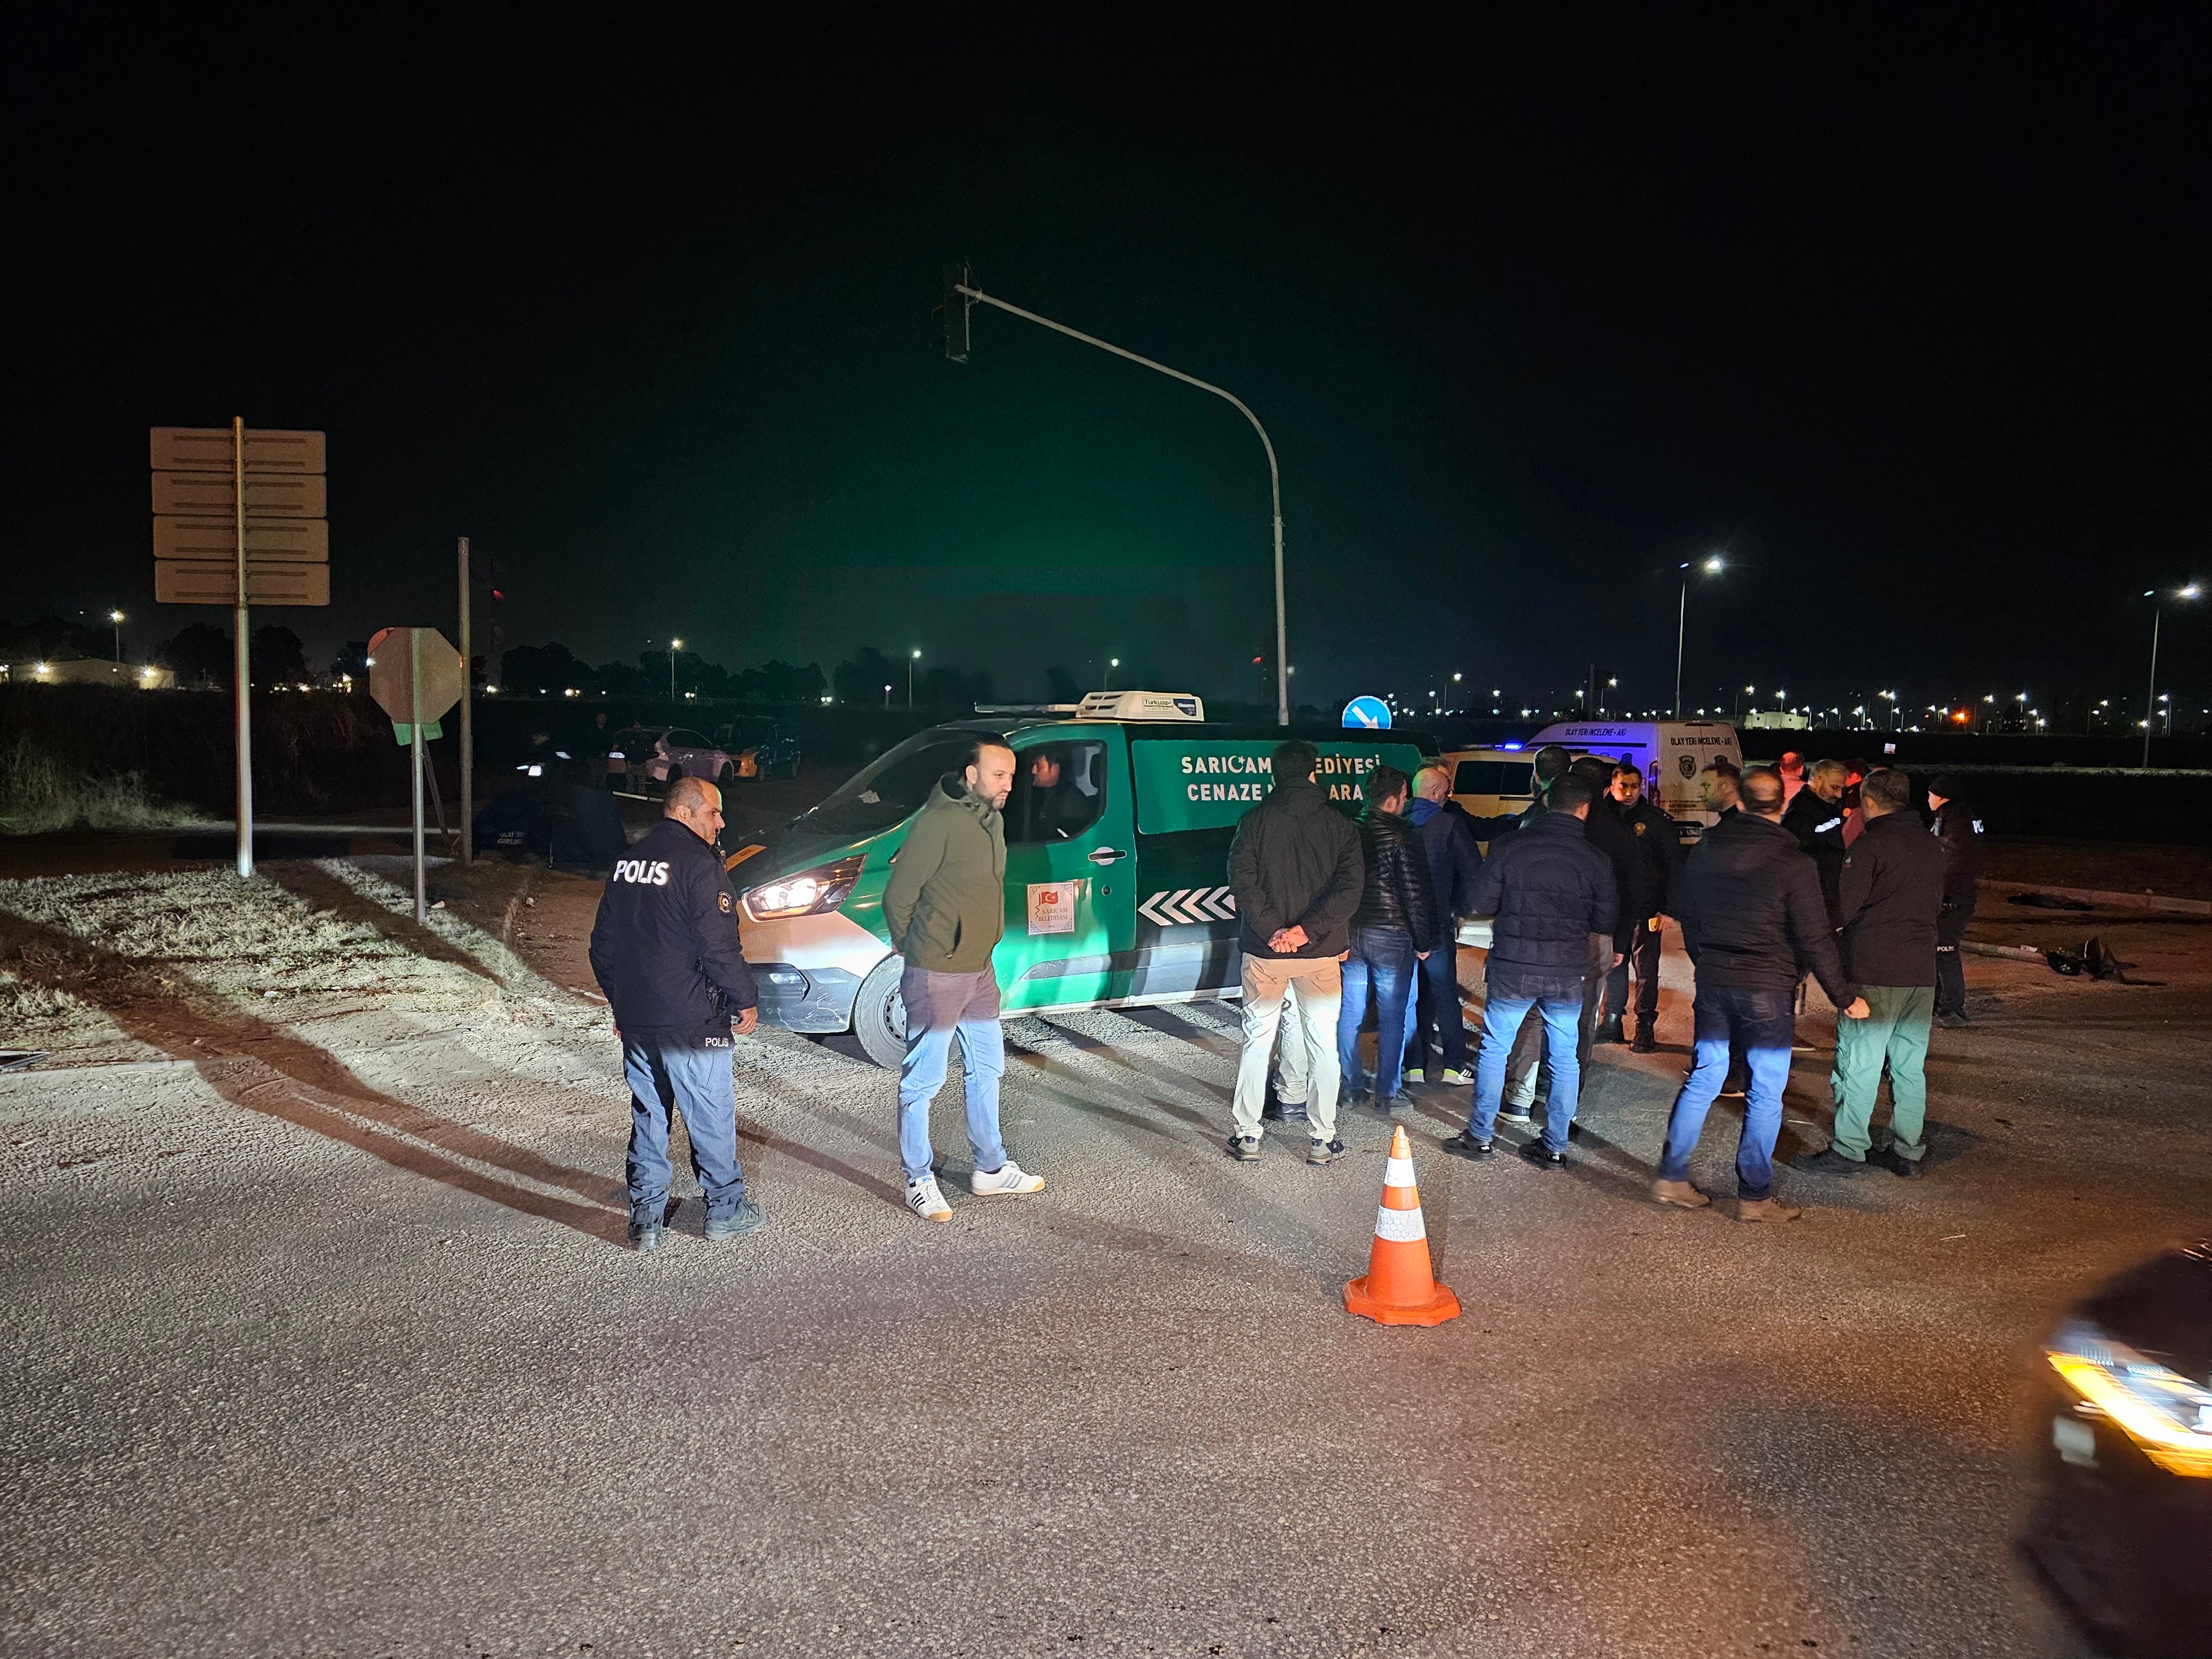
[1139,886,1238,926]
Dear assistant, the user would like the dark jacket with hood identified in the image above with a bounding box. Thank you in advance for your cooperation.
[1781,786,1851,925]
[1228,778,1365,961]
[1673,811,1855,1006]
[1406,796,1483,950]
[588,814,759,1042]
[1834,811,1945,988]
[882,774,1008,974]
[1466,810,1616,1000]
[1352,805,1441,943]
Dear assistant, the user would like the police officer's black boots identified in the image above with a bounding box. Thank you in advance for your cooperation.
[1597,1015,1626,1046]
[1630,1022,1656,1055]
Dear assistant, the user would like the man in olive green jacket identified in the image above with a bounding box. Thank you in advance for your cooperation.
[881,736,1045,1221]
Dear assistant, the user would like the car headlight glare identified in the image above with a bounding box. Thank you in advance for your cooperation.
[2047,1318,2212,1477]
[743,855,864,922]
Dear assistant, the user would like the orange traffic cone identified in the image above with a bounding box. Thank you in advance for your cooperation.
[1344,1124,1461,1326]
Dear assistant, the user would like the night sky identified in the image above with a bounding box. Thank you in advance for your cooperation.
[7,8,2209,719]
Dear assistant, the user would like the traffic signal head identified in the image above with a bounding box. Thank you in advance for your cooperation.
[939,262,972,362]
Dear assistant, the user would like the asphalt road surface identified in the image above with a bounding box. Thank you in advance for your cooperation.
[4,836,2208,1657]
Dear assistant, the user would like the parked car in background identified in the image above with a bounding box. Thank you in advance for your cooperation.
[2023,1239,2211,1658]
[714,717,803,780]
[604,726,738,794]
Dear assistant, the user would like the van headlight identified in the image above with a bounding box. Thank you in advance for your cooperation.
[2047,1317,2212,1477]
[743,855,864,922]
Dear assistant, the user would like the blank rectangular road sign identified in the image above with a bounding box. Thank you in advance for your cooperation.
[149,427,326,474]
[153,515,329,563]
[154,561,331,606]
[152,472,327,517]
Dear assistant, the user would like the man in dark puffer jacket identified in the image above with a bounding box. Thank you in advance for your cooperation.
[1334,764,1438,1114]
[1447,773,1617,1169]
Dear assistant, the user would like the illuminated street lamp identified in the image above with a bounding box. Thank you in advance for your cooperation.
[1673,555,1724,718]
[669,638,683,701]
[1103,655,1121,693]
[108,609,125,662]
[909,648,921,710]
[2143,585,2201,766]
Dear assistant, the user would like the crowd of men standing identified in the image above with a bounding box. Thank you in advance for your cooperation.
[585,733,1984,1249]
[1223,737,1985,1220]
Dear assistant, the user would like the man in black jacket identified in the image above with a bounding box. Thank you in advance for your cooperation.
[1780,759,1851,925]
[1652,766,1869,1222]
[1500,757,1635,1116]
[587,776,764,1253]
[1226,739,1365,1164]
[1600,763,1678,1051]
[1793,768,1944,1179]
[1446,773,1617,1170]
[1335,764,1439,1114]
[1401,764,1485,1086]
[1926,773,1983,1026]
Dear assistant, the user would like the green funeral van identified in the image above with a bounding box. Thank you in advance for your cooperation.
[726,690,1437,1065]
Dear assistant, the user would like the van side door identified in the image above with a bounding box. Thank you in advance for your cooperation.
[997,728,1136,1013]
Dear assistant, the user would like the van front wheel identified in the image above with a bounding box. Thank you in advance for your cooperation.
[852,956,909,1068]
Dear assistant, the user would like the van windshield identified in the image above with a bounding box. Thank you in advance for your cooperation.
[799,733,987,837]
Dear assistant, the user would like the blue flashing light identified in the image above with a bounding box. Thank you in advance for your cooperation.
[1499,742,1524,751]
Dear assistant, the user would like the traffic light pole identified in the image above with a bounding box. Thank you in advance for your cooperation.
[951,281,1291,726]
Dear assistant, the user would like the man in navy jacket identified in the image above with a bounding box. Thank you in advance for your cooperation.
[1446,773,1617,1170]
[1401,764,1485,1085]
[588,776,763,1253]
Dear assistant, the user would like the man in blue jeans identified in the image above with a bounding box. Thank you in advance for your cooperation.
[588,776,766,1254]
[1337,765,1438,1114]
[1653,765,1869,1222]
[1444,773,1618,1170]
[880,737,1044,1222]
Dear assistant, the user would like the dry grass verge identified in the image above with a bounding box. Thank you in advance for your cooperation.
[0,738,212,834]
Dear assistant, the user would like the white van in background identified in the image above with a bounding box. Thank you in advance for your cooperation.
[1533,721,1741,841]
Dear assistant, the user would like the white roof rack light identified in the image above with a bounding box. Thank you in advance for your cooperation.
[1074,690,1204,722]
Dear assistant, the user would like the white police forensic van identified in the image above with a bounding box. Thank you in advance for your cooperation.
[1533,720,1742,841]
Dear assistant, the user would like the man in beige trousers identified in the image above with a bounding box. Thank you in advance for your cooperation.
[1225,740,1365,1166]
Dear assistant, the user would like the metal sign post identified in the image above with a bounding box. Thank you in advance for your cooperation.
[231,418,252,877]
[367,627,465,926]
[457,536,473,865]
[410,632,427,921]
[150,422,330,878]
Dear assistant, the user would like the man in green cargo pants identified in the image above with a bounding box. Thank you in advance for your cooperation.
[1793,767,1947,1180]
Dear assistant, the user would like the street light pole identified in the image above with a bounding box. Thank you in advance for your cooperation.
[952,278,1291,726]
[670,638,682,702]
[1673,556,1723,719]
[2143,585,2201,767]
[109,609,124,663]
[909,649,920,710]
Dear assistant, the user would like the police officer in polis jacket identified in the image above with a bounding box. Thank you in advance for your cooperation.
[587,775,765,1254]
[1924,773,1984,1027]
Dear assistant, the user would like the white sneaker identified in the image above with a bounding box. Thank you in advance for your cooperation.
[1440,1067,1472,1086]
[1404,1067,1426,1084]
[906,1175,952,1222]
[969,1160,1045,1196]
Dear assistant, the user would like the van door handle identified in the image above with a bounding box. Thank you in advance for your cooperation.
[1087,847,1128,865]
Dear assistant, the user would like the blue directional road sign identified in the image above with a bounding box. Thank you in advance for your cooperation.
[1342,695,1392,729]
